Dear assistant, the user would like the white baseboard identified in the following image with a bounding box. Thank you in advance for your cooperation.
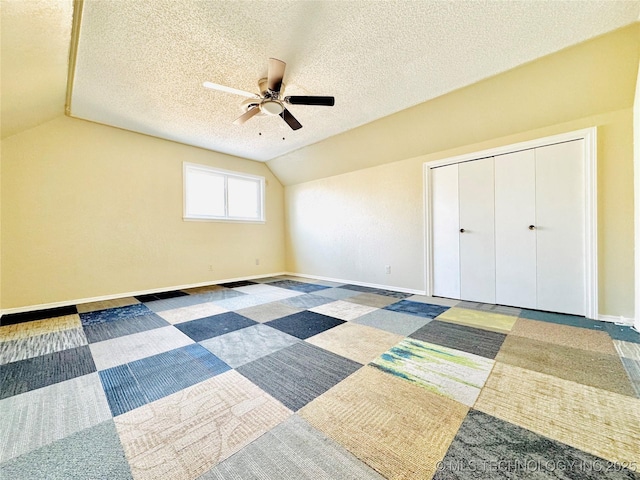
[0,272,288,317]
[597,314,635,326]
[285,272,426,296]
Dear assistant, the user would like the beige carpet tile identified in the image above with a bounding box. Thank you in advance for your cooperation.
[299,366,468,480]
[436,307,516,333]
[76,297,140,314]
[344,293,399,308]
[0,314,81,342]
[614,340,640,361]
[156,303,229,325]
[235,302,303,323]
[474,362,640,465]
[0,327,88,365]
[495,335,635,396]
[305,322,404,364]
[0,372,112,462]
[90,326,195,370]
[510,318,617,354]
[309,300,378,321]
[114,370,291,480]
[370,338,494,407]
[180,285,225,294]
[406,295,460,307]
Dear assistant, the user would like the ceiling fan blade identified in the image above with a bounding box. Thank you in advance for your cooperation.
[285,96,335,106]
[203,81,257,98]
[280,108,302,130]
[233,106,260,125]
[267,58,286,94]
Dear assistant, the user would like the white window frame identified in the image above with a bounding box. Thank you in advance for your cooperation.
[183,162,265,223]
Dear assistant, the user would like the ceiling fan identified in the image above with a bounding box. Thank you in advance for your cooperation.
[203,58,335,131]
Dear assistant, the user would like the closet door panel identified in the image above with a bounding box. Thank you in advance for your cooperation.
[494,150,537,309]
[535,140,585,315]
[431,165,460,299]
[458,158,495,304]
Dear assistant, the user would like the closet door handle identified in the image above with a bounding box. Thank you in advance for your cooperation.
[459,228,465,233]
[529,225,536,230]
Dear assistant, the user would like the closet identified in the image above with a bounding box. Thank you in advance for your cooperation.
[431,139,586,316]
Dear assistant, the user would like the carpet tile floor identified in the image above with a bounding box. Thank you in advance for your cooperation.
[1,276,639,479]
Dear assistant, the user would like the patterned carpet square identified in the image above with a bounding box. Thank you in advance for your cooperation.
[200,324,299,368]
[180,285,225,295]
[76,297,140,314]
[0,314,81,342]
[510,318,617,354]
[235,301,303,323]
[100,344,230,416]
[174,312,256,342]
[406,294,460,307]
[0,373,112,462]
[340,284,412,298]
[614,340,640,361]
[236,342,361,411]
[0,327,88,365]
[0,306,78,326]
[232,283,290,295]
[436,307,517,333]
[143,294,212,313]
[434,409,638,480]
[200,415,385,480]
[280,293,335,309]
[0,420,132,480]
[457,301,521,316]
[155,302,229,324]
[79,304,153,326]
[474,362,640,465]
[265,311,345,339]
[82,313,169,343]
[114,370,291,480]
[299,366,468,480]
[90,326,194,370]
[219,280,258,288]
[344,292,399,308]
[310,300,378,321]
[384,300,450,318]
[188,289,246,302]
[135,290,189,302]
[410,320,506,359]
[306,322,404,364]
[268,280,331,293]
[495,335,635,396]
[311,287,362,300]
[605,323,640,344]
[0,345,96,399]
[352,308,431,336]
[212,294,275,311]
[370,338,494,406]
[519,309,605,331]
[620,357,640,398]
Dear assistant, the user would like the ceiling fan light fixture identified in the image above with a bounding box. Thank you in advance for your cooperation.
[260,100,284,116]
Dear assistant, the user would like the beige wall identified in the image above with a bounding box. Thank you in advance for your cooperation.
[1,116,285,310]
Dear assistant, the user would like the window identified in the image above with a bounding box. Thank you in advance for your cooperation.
[183,163,265,222]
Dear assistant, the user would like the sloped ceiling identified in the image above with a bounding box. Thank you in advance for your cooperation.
[2,0,639,163]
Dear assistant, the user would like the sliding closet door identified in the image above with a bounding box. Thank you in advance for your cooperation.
[431,164,460,298]
[535,140,585,315]
[494,150,537,309]
[458,158,495,304]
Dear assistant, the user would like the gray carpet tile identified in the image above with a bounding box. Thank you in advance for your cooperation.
[433,409,639,480]
[312,287,363,300]
[0,345,96,399]
[0,372,112,463]
[407,295,460,307]
[0,420,132,480]
[200,324,300,368]
[621,357,640,398]
[344,292,399,308]
[353,308,432,336]
[268,280,331,293]
[410,320,507,359]
[236,342,362,411]
[79,304,153,326]
[235,302,303,323]
[605,323,640,344]
[213,294,277,311]
[266,311,345,340]
[340,284,412,299]
[175,312,257,342]
[200,415,385,480]
[0,327,88,365]
[82,313,169,343]
[280,293,336,309]
[188,289,247,302]
[143,294,213,313]
[457,301,521,316]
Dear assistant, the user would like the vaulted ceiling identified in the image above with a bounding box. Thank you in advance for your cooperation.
[2,0,639,163]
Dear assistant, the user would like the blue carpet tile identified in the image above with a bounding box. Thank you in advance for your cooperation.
[0,305,78,326]
[83,313,169,343]
[266,311,345,339]
[267,280,331,293]
[134,290,189,302]
[79,304,154,326]
[237,342,362,411]
[219,280,258,288]
[175,312,257,342]
[384,300,450,319]
[100,344,230,416]
[340,284,412,299]
[410,320,506,359]
[604,323,640,344]
[519,309,606,331]
[0,345,96,399]
[434,409,637,480]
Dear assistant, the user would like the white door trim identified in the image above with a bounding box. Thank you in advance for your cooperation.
[424,127,598,319]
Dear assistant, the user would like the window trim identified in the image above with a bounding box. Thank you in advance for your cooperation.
[183,162,266,223]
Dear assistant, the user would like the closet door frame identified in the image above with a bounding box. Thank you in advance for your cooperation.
[424,127,598,319]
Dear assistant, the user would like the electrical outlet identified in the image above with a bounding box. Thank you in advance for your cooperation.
[385,265,391,274]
